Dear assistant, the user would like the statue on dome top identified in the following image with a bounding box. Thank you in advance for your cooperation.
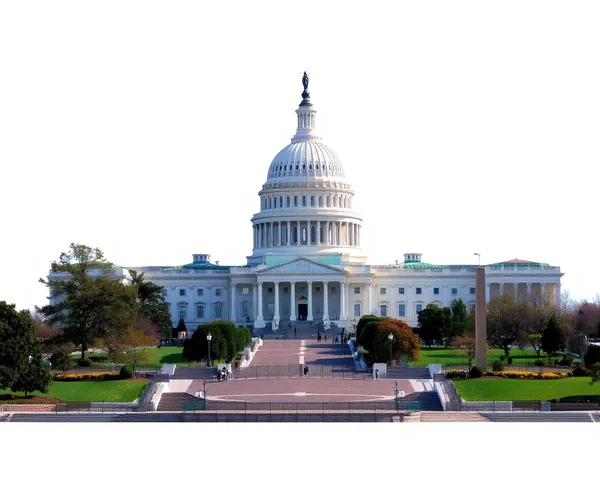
[302,71,309,90]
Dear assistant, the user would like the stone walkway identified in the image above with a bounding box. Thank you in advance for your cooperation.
[251,338,354,367]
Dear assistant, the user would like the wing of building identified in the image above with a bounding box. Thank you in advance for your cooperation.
[49,75,563,332]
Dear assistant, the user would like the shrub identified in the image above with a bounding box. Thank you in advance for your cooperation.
[54,372,121,381]
[584,345,600,367]
[469,365,484,379]
[559,355,573,367]
[77,358,92,367]
[533,359,545,367]
[492,360,504,372]
[572,365,589,377]
[120,365,133,379]
[507,356,513,365]
[445,370,468,379]
[49,349,73,371]
[499,355,505,361]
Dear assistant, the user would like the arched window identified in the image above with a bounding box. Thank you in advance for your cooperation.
[302,196,306,207]
[310,196,315,207]
[333,196,337,207]
[310,226,316,243]
[319,196,323,207]
[302,227,307,243]
[294,196,298,207]
[280,197,283,208]
[273,197,277,209]
[268,197,272,209]
[326,196,330,207]
[287,196,290,207]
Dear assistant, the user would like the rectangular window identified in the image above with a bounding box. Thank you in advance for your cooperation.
[242,287,249,295]
[215,288,222,296]
[380,304,387,316]
[331,287,336,293]
[179,289,185,296]
[416,287,422,295]
[196,305,204,319]
[398,304,406,317]
[299,287,306,293]
[452,288,458,295]
[241,303,250,319]
[399,287,405,295]
[213,303,223,320]
[197,288,203,296]
[416,304,423,314]
[354,287,360,294]
[178,305,187,319]
[470,287,476,294]
[354,304,361,317]
[380,288,386,295]
[267,287,273,293]
[315,287,321,293]
[284,287,289,294]
[433,287,440,295]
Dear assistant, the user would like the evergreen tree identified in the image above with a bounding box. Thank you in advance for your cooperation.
[176,318,188,335]
[541,316,566,356]
[129,270,172,339]
[449,298,468,341]
[417,304,451,346]
[0,302,51,397]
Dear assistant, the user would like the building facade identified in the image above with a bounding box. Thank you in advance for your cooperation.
[48,75,563,331]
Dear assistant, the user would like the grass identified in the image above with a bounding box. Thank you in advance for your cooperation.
[453,377,600,401]
[72,346,189,367]
[0,379,148,403]
[411,347,545,367]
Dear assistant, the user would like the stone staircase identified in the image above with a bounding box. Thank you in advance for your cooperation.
[157,392,198,412]
[403,391,443,411]
[386,367,431,380]
[171,366,216,380]
[255,321,345,340]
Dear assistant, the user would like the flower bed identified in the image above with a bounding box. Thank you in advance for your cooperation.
[446,370,572,380]
[54,372,122,382]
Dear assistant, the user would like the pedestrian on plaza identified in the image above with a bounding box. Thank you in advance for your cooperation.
[375,368,380,380]
[289,322,292,330]
[324,334,327,342]
[317,333,321,342]
[303,365,309,377]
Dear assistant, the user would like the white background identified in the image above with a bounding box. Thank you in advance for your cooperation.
[1,1,599,311]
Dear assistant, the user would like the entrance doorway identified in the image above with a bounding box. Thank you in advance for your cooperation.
[298,304,308,321]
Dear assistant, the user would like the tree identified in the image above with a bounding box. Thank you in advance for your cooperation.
[176,318,188,337]
[486,294,525,358]
[356,315,380,341]
[417,304,451,346]
[39,244,139,359]
[372,318,420,363]
[0,302,51,397]
[451,334,477,370]
[358,320,380,352]
[182,324,228,365]
[129,270,172,339]
[112,328,157,377]
[541,315,566,356]
[591,364,600,386]
[448,298,468,341]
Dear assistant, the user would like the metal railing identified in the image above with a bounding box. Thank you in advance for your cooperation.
[232,364,370,379]
[0,402,154,413]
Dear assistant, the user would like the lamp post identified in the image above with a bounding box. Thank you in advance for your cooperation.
[28,355,33,364]
[474,253,481,266]
[388,333,393,364]
[206,333,212,367]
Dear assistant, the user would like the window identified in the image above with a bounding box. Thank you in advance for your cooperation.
[162,289,168,297]
[294,196,298,207]
[283,287,289,293]
[279,197,283,208]
[319,196,323,207]
[196,304,205,319]
[179,289,185,296]
[300,287,306,294]
[398,287,405,295]
[416,287,422,295]
[302,196,306,206]
[470,287,476,294]
[241,302,250,319]
[434,288,440,295]
[331,287,336,293]
[197,288,203,296]
[213,303,224,320]
[354,304,361,317]
[398,304,406,317]
[452,288,458,295]
[380,304,387,316]
[354,287,360,294]
[416,304,423,314]
[268,287,273,293]
[215,288,222,296]
[310,196,315,206]
[287,197,290,207]
[242,287,249,295]
[315,286,321,293]
[380,287,386,295]
[178,305,187,320]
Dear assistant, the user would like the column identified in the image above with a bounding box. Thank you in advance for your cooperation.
[296,221,300,245]
[271,222,274,247]
[252,283,258,320]
[307,281,313,322]
[323,282,329,321]
[367,281,372,315]
[317,221,321,245]
[349,222,353,246]
[273,281,280,327]
[485,283,491,303]
[340,280,346,321]
[338,222,342,245]
[346,283,352,321]
[256,282,265,328]
[287,222,291,246]
[230,283,237,323]
[278,222,282,246]
[289,282,297,321]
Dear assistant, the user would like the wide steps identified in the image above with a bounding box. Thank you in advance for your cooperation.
[171,367,216,380]
[157,393,198,412]
[403,391,443,412]
[386,367,431,380]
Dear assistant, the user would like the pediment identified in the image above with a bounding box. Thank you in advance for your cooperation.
[258,257,345,275]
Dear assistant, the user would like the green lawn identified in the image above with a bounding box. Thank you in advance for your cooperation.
[412,347,545,367]
[454,378,600,401]
[0,380,148,403]
[72,346,189,367]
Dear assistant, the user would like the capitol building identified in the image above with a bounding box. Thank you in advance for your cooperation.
[53,75,563,332]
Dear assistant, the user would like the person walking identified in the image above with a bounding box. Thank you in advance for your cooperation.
[317,333,321,343]
[375,368,380,380]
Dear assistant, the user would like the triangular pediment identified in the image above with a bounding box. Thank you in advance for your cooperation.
[258,257,345,275]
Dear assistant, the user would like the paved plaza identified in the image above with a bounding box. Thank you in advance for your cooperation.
[249,338,355,368]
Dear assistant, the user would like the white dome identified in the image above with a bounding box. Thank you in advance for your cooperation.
[266,140,346,182]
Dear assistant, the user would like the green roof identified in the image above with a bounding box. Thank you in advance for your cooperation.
[401,262,447,270]
[162,262,231,272]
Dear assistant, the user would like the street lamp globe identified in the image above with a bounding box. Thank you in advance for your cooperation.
[28,355,33,363]
[206,333,212,342]
[388,333,393,341]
